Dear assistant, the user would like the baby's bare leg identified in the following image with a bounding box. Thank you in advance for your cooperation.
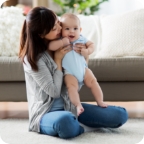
[84,68,107,107]
[64,74,84,115]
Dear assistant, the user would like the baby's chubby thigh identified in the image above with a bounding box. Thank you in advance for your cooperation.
[84,68,97,88]
[64,74,79,90]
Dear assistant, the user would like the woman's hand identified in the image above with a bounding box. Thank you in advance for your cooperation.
[54,44,72,71]
[74,43,89,58]
[54,44,72,61]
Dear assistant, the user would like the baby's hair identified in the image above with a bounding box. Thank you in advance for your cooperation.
[60,13,80,24]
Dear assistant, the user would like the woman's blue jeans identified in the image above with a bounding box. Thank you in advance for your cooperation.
[40,103,128,139]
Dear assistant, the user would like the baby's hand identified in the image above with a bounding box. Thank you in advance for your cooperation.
[97,101,108,108]
[62,37,70,47]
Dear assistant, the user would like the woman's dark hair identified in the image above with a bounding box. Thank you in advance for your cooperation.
[19,7,57,71]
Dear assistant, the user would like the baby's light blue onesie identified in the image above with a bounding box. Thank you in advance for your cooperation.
[62,35,88,88]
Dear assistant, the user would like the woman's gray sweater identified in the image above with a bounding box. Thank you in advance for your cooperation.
[23,51,76,132]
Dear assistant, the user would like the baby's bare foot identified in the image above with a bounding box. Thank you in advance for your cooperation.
[77,105,84,116]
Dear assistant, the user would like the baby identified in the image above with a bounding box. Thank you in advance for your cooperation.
[49,13,107,116]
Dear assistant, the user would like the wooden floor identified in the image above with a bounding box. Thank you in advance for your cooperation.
[0,101,144,119]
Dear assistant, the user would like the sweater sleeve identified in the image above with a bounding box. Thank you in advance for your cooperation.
[24,57,63,98]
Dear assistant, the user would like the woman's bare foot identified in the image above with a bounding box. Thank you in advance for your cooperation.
[77,105,84,116]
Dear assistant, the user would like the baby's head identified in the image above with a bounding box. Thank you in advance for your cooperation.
[60,13,82,42]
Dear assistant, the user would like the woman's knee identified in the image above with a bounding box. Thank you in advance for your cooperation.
[119,107,128,125]
[53,112,84,139]
[113,107,128,128]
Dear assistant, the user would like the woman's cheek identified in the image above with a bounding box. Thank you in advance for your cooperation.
[62,30,66,37]
[56,33,61,38]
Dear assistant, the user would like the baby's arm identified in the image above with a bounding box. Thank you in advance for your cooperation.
[49,37,70,51]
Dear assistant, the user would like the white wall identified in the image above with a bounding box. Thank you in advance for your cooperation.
[49,0,144,15]
[97,0,144,15]
[17,0,144,15]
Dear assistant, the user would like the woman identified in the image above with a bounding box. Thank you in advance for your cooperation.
[19,7,128,139]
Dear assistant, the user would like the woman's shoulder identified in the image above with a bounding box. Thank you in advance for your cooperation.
[23,55,32,71]
[38,51,52,63]
[23,51,56,71]
[39,51,49,59]
[23,51,48,69]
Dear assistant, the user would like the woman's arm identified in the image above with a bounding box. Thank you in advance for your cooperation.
[24,45,72,98]
[49,37,70,51]
[24,54,63,98]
